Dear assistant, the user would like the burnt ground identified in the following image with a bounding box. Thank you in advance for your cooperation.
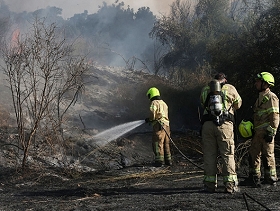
[1,131,280,211]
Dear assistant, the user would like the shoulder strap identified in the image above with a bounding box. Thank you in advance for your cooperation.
[203,92,213,110]
[220,91,226,108]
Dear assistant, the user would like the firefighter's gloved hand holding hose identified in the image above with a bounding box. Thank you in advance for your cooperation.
[145,118,150,123]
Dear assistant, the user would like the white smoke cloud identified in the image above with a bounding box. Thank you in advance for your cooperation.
[4,0,175,19]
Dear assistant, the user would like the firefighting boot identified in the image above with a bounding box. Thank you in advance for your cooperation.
[224,182,240,194]
[203,181,217,193]
[263,176,278,186]
[165,160,172,166]
[154,161,164,167]
[253,176,261,188]
[203,185,216,193]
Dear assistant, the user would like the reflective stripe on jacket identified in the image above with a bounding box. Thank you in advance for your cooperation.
[253,90,279,134]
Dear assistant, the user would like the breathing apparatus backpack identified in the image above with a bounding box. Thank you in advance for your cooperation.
[209,94,223,116]
[203,80,231,126]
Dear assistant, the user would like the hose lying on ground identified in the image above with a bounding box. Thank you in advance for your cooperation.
[159,121,204,170]
[243,192,272,211]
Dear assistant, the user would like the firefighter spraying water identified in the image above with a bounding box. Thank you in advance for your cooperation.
[145,87,172,167]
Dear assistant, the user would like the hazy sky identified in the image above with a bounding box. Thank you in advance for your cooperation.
[4,0,176,19]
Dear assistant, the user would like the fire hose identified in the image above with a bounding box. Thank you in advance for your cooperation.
[157,120,203,170]
[243,192,272,211]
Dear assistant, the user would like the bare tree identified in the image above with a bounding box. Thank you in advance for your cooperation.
[2,18,89,169]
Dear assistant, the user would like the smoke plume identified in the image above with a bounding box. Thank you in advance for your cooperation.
[4,0,175,19]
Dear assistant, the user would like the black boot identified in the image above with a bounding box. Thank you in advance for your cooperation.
[253,176,261,188]
[262,176,278,186]
[165,160,172,166]
[154,161,164,167]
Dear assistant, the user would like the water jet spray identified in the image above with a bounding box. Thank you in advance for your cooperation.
[92,120,145,147]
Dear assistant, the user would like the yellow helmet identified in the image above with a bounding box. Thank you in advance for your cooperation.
[238,120,254,138]
[146,87,160,100]
[256,72,275,86]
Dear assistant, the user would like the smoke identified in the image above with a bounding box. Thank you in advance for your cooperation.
[4,0,175,19]
[121,0,173,15]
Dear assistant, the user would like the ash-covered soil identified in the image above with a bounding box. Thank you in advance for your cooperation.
[1,131,280,211]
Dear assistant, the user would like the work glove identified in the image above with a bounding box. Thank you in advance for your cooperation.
[264,132,274,143]
[264,125,277,143]
[145,118,150,123]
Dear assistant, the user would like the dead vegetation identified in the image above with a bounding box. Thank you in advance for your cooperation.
[1,130,280,211]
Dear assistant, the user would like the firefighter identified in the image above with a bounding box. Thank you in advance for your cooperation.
[200,73,242,193]
[145,87,172,167]
[241,72,279,187]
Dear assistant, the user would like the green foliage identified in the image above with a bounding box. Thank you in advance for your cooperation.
[195,0,235,36]
[212,4,280,100]
[150,0,237,75]
[148,0,280,122]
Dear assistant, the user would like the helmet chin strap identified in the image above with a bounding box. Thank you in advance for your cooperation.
[259,81,270,92]
[261,81,265,91]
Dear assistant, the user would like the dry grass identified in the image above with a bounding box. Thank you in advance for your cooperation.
[171,130,203,157]
[79,168,204,186]
[235,139,251,170]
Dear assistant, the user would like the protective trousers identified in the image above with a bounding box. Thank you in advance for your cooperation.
[152,122,171,164]
[202,121,238,189]
[249,130,278,182]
